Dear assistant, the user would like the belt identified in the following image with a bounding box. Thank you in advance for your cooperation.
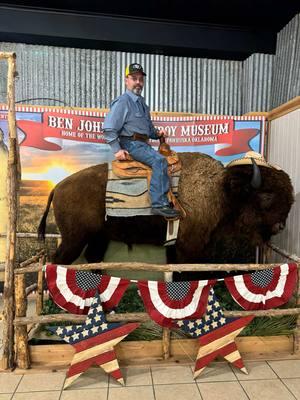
[120,133,149,143]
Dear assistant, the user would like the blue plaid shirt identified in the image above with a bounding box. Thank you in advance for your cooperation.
[103,90,159,153]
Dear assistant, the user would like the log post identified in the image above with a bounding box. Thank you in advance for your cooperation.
[36,255,45,315]
[293,267,300,355]
[162,271,173,359]
[2,52,19,370]
[15,274,30,369]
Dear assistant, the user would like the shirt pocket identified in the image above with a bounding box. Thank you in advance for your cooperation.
[135,112,143,118]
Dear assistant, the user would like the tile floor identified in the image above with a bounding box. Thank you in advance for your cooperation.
[1,299,300,398]
[0,360,300,399]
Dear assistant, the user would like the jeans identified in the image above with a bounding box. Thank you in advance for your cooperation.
[119,138,170,208]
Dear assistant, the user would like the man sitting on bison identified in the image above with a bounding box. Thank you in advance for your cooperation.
[103,63,180,219]
[38,148,294,268]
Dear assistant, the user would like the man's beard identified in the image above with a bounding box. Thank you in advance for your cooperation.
[132,86,143,95]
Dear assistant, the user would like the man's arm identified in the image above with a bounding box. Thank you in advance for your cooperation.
[145,105,167,140]
[103,98,128,153]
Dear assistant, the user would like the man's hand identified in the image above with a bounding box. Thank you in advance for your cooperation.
[156,128,168,138]
[114,149,129,161]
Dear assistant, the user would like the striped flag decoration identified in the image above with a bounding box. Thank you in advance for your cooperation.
[176,288,253,379]
[138,279,216,327]
[224,263,298,310]
[45,264,130,314]
[47,292,139,389]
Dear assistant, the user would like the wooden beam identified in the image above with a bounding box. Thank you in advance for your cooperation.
[19,251,45,269]
[0,52,15,59]
[268,96,300,121]
[15,262,299,275]
[13,307,300,326]
[28,336,294,368]
[267,243,300,263]
[25,283,37,296]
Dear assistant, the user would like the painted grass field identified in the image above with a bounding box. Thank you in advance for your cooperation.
[18,180,58,263]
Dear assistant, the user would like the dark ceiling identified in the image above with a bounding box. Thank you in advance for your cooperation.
[0,0,299,59]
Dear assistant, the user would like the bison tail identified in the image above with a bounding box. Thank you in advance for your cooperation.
[38,189,55,241]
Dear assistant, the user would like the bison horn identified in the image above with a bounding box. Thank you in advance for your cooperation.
[250,157,262,189]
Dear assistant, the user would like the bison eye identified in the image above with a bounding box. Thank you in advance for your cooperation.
[257,192,274,209]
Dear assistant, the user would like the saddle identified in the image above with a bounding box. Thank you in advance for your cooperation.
[111,138,185,218]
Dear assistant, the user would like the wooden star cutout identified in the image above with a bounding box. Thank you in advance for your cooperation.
[47,292,139,389]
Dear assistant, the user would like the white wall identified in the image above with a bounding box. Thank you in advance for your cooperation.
[268,108,300,259]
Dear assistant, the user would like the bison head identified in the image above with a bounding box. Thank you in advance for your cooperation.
[223,160,294,244]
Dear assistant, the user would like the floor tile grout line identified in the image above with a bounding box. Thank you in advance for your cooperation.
[58,374,65,400]
[13,387,109,392]
[266,363,300,400]
[229,360,240,381]
[58,389,63,400]
[106,380,110,400]
[279,378,298,400]
[10,373,24,398]
[266,361,300,379]
[13,390,64,393]
[236,379,251,400]
[266,360,284,379]
[153,381,213,386]
[247,361,299,400]
[195,381,204,399]
[11,390,62,398]
[149,366,157,400]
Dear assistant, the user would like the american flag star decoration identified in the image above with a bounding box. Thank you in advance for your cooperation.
[176,288,254,379]
[47,292,139,389]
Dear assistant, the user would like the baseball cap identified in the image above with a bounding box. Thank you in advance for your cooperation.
[125,63,146,77]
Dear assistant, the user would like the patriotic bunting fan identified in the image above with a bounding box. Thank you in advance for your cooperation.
[45,264,130,314]
[224,263,298,310]
[138,279,216,327]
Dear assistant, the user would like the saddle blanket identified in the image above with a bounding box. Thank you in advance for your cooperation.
[106,164,180,217]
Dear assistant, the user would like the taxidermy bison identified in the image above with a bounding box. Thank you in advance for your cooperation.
[38,152,294,275]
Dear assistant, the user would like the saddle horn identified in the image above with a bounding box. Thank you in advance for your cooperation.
[158,135,172,156]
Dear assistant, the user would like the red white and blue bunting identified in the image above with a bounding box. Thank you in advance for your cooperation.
[45,264,130,314]
[45,263,298,324]
[43,263,298,384]
[224,263,298,310]
[137,279,216,327]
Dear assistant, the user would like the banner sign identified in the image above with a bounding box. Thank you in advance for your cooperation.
[0,104,266,263]
[0,105,265,184]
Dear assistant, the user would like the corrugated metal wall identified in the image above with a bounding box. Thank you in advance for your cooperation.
[271,13,300,108]
[268,109,300,259]
[0,42,275,115]
[0,42,246,114]
[0,13,299,113]
[242,53,274,113]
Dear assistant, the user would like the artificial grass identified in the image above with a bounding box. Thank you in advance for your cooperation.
[41,282,297,341]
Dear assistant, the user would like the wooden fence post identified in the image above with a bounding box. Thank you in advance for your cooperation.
[2,52,19,370]
[36,256,45,315]
[293,266,300,355]
[15,274,30,369]
[162,271,173,359]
